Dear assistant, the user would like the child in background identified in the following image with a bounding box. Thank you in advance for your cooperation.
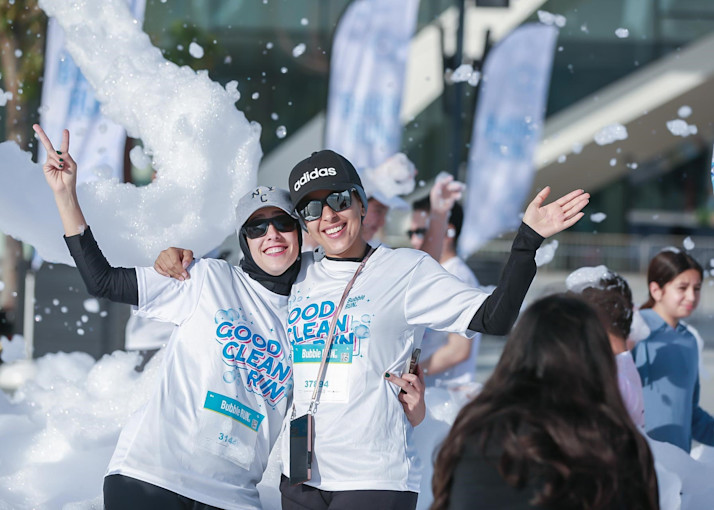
[633,249,714,451]
[568,266,645,429]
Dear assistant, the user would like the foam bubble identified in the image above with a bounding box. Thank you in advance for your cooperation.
[188,42,204,59]
[537,10,567,27]
[667,119,697,137]
[594,123,628,145]
[535,240,559,267]
[292,43,306,58]
[590,212,607,223]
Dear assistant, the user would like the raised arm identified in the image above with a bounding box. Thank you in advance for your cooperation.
[469,187,589,335]
[420,174,464,261]
[33,125,87,236]
[33,124,138,305]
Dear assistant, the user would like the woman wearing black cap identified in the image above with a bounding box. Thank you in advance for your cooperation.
[278,149,589,510]
[34,124,301,509]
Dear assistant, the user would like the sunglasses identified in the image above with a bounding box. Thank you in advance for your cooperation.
[297,189,353,222]
[407,228,427,238]
[242,213,297,239]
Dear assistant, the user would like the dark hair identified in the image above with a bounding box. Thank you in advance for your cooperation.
[641,250,703,309]
[412,196,464,243]
[580,272,634,340]
[431,295,658,510]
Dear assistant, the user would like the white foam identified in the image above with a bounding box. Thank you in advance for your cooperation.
[565,265,611,292]
[535,239,559,267]
[590,212,607,223]
[594,123,628,145]
[0,335,28,364]
[667,119,698,137]
[678,105,693,118]
[537,10,566,27]
[292,43,306,58]
[0,0,262,267]
[83,298,100,314]
[188,42,204,59]
[128,145,151,170]
[450,64,474,83]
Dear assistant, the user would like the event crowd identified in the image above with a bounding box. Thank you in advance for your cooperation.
[26,124,711,510]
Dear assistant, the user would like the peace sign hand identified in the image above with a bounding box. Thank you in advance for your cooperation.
[522,186,590,238]
[32,124,77,196]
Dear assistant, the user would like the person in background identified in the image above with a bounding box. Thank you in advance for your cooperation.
[409,196,481,391]
[359,153,416,243]
[569,267,645,429]
[633,249,714,451]
[432,294,659,510]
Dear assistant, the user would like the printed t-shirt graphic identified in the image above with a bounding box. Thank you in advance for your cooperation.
[107,259,291,510]
[281,247,489,492]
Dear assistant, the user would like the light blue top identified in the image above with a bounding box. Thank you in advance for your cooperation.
[632,308,714,451]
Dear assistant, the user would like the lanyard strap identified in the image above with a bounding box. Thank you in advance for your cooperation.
[307,246,375,415]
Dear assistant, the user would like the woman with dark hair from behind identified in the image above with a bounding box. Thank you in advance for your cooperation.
[431,294,658,510]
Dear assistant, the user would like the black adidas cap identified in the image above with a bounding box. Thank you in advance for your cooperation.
[288,150,365,208]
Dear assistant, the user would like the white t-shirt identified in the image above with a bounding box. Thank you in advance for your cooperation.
[280,246,489,492]
[107,259,291,510]
[422,256,481,387]
[616,350,645,429]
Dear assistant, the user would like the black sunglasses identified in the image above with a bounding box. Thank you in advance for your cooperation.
[242,213,297,239]
[407,228,427,238]
[298,189,353,222]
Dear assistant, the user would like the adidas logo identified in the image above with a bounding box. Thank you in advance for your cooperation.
[293,167,337,191]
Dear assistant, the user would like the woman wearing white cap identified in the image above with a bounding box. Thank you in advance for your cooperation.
[279,149,589,510]
[34,124,301,509]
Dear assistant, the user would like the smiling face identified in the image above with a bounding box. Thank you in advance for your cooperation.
[651,268,702,327]
[302,189,366,259]
[244,206,299,276]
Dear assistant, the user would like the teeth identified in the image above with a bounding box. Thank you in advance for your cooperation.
[325,224,344,235]
[265,246,285,254]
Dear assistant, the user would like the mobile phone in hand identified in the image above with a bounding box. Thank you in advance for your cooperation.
[400,348,421,394]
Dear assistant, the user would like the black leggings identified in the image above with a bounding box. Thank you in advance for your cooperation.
[280,475,418,510]
[103,474,222,510]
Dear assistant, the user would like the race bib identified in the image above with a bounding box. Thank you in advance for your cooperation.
[293,344,352,403]
[197,391,264,470]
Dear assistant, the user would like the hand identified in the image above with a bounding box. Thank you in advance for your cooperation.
[154,247,194,280]
[33,124,77,196]
[429,173,465,216]
[386,365,426,427]
[522,186,589,238]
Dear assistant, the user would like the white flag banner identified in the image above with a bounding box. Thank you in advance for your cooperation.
[459,24,558,257]
[38,0,146,184]
[325,0,419,169]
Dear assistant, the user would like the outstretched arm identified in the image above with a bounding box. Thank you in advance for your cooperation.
[34,124,138,305]
[468,187,589,335]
